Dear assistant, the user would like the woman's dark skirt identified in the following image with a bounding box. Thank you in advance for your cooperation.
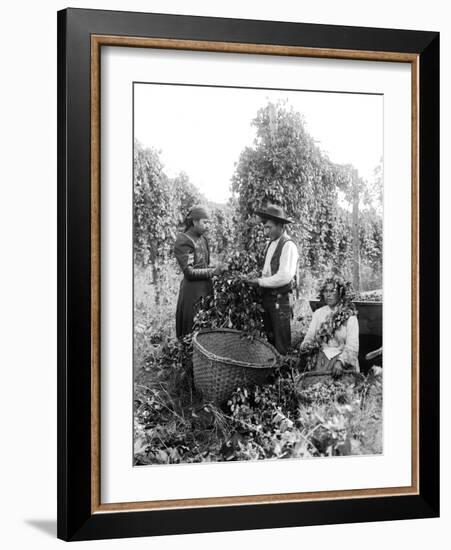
[176,278,213,338]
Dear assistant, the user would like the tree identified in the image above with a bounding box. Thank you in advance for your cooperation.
[170,172,205,230]
[134,140,176,295]
[335,162,383,292]
[208,205,236,257]
[231,100,351,287]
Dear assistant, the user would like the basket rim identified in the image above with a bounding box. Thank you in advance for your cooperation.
[193,328,279,369]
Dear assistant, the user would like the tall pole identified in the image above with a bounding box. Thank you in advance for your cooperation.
[352,169,360,292]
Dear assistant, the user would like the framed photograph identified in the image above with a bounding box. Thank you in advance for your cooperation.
[57,8,439,541]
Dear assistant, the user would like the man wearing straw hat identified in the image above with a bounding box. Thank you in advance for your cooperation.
[243,204,299,355]
[174,205,226,338]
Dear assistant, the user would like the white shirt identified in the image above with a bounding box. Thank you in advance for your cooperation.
[301,305,360,371]
[258,234,299,288]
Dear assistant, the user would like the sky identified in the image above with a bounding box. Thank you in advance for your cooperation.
[134,83,383,204]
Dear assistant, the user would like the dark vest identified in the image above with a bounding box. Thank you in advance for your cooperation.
[262,234,297,294]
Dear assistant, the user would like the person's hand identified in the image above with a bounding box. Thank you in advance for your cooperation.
[213,262,227,275]
[299,342,311,354]
[331,359,344,378]
[370,366,383,377]
[242,277,260,287]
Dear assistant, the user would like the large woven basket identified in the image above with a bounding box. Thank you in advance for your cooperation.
[192,329,279,404]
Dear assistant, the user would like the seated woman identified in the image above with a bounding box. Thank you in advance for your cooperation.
[300,276,359,377]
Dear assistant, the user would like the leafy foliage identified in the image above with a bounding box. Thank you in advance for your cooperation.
[171,171,205,229]
[134,360,383,464]
[134,140,175,267]
[231,101,382,290]
[193,251,265,334]
[208,204,238,257]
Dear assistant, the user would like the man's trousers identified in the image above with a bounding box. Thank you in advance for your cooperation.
[261,291,292,355]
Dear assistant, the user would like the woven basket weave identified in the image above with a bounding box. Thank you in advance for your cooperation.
[192,329,279,404]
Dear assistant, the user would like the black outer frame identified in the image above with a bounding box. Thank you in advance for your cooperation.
[57,8,439,542]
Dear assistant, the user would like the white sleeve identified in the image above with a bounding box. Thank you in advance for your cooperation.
[337,315,359,369]
[258,241,298,288]
[301,310,319,348]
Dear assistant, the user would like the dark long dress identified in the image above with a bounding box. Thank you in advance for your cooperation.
[174,231,214,338]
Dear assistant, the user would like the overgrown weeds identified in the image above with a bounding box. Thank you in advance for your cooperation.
[133,264,382,465]
[134,334,382,465]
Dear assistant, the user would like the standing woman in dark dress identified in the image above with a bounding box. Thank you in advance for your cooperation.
[174,206,224,338]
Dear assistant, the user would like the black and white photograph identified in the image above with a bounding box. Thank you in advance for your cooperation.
[0,0,445,545]
[133,83,384,466]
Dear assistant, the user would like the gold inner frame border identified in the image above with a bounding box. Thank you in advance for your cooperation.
[90,35,420,514]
